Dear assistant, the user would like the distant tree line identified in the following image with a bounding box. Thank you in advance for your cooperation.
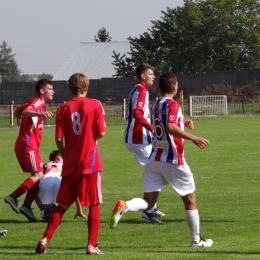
[112,0,260,77]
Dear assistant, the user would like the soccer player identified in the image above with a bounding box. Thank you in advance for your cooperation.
[4,79,54,222]
[40,150,86,222]
[110,72,213,247]
[110,63,164,227]
[35,73,106,255]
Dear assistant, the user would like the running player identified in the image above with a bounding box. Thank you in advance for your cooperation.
[35,73,106,255]
[4,79,54,222]
[110,72,213,247]
[110,63,164,228]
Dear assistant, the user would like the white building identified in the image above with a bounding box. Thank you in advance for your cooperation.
[53,41,130,80]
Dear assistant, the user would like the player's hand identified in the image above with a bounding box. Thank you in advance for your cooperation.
[192,137,209,149]
[184,119,194,129]
[40,111,53,119]
[74,212,87,219]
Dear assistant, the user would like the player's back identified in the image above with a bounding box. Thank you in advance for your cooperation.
[55,97,106,175]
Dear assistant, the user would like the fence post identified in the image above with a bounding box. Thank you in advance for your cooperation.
[241,95,245,114]
[10,101,14,126]
[122,98,126,120]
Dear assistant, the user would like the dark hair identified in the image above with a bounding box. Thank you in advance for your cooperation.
[35,79,52,96]
[49,150,60,161]
[135,63,155,80]
[159,73,177,94]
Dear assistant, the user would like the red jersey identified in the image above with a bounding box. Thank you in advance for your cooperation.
[14,97,45,153]
[55,97,106,176]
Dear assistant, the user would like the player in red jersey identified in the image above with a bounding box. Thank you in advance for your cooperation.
[4,79,54,222]
[35,73,106,255]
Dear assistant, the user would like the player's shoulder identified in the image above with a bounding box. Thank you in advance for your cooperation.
[86,98,103,106]
[168,98,180,107]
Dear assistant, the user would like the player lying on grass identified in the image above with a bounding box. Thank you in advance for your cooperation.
[39,150,86,222]
[110,72,213,248]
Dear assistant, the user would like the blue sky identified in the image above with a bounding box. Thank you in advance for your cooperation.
[1,0,184,75]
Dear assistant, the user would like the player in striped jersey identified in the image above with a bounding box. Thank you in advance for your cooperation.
[110,63,164,228]
[112,72,213,247]
[4,79,54,222]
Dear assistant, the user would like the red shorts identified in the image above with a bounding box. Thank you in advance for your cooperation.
[15,150,43,173]
[56,172,102,206]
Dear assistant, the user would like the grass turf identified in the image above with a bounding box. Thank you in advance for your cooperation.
[0,117,259,259]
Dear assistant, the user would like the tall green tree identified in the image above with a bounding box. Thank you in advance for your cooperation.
[113,0,260,76]
[38,73,53,80]
[94,27,112,42]
[0,41,21,82]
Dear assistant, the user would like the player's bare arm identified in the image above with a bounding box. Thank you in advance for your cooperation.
[96,132,106,140]
[55,138,64,158]
[184,119,194,129]
[22,109,53,119]
[167,122,209,149]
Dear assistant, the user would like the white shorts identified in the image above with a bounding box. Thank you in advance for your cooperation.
[142,160,195,197]
[125,143,152,166]
[39,172,61,205]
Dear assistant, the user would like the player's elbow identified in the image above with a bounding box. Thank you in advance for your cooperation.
[97,132,105,139]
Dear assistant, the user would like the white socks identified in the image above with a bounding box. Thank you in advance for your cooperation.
[125,198,148,212]
[185,209,200,244]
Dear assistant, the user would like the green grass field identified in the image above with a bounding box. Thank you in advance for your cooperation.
[0,117,259,259]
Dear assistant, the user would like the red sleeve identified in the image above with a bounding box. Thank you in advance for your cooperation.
[96,102,106,133]
[133,109,153,132]
[15,102,29,116]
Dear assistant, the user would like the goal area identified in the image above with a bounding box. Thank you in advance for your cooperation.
[189,95,228,116]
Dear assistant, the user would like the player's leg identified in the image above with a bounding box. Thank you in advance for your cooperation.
[35,176,75,254]
[83,172,103,255]
[39,174,59,222]
[125,143,165,217]
[4,151,43,216]
[166,162,213,247]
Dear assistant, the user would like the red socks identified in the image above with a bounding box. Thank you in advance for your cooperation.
[44,205,66,242]
[12,177,35,198]
[88,205,100,246]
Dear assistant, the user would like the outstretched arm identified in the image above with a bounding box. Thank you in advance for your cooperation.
[167,123,209,149]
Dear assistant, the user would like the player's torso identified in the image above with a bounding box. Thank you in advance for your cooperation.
[150,98,185,164]
[125,84,151,144]
[15,97,45,152]
[56,98,104,175]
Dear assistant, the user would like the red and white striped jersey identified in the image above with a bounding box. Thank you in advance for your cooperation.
[14,97,45,153]
[124,82,153,144]
[150,97,185,165]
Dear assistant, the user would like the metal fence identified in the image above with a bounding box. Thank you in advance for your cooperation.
[0,94,259,126]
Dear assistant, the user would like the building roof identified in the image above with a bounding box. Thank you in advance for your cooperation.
[53,41,130,80]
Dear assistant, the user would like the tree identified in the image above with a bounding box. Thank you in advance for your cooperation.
[38,73,53,80]
[0,41,21,82]
[113,0,260,77]
[94,27,112,42]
